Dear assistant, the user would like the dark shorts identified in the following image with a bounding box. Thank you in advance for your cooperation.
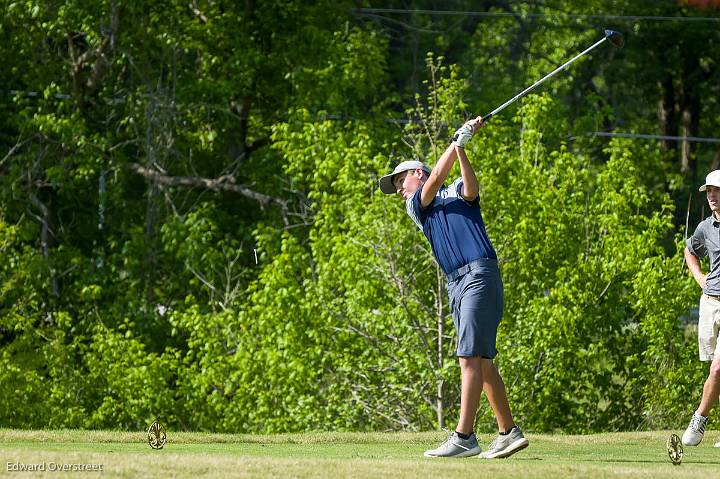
[445,259,504,358]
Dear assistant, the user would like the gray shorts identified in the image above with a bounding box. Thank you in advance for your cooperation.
[446,259,504,358]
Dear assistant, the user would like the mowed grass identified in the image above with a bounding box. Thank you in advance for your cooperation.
[1,429,719,478]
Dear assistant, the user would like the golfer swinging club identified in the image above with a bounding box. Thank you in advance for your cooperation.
[379,117,528,458]
[682,169,720,448]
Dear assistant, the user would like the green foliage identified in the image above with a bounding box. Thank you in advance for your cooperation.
[0,0,717,434]
[83,324,178,429]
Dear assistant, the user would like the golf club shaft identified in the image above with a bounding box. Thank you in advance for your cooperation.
[484,36,609,121]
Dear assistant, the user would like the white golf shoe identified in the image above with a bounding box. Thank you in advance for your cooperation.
[479,426,529,459]
[423,432,481,458]
[682,412,708,446]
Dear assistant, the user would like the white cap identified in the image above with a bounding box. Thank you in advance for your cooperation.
[699,170,720,191]
[378,160,431,194]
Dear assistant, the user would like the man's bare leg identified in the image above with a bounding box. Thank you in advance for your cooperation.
[480,358,514,432]
[698,355,720,416]
[457,356,483,434]
[683,356,720,446]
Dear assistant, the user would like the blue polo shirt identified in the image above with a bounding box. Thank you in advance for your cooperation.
[406,178,496,275]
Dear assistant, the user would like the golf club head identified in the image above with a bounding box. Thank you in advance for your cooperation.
[604,29,624,48]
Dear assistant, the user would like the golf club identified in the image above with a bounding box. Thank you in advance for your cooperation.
[481,29,624,122]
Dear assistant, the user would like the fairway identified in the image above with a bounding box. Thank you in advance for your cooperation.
[1,429,719,478]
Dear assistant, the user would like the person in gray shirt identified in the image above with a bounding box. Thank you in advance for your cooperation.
[682,169,720,447]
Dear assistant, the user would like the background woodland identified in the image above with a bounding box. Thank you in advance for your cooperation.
[1,0,719,433]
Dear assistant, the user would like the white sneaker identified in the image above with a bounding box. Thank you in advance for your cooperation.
[714,441,720,448]
[479,426,529,459]
[423,432,481,457]
[682,412,708,446]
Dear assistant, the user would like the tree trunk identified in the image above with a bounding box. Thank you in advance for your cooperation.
[28,191,59,299]
[143,97,158,304]
[657,76,677,153]
[679,84,700,174]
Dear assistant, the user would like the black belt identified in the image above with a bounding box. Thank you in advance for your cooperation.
[447,258,497,282]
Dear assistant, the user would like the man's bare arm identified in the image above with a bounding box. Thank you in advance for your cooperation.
[420,143,458,207]
[685,247,707,289]
[421,116,484,207]
[456,145,478,201]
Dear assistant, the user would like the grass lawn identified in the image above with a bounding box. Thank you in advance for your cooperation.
[1,429,719,478]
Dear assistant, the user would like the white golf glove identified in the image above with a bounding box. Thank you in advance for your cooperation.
[452,123,474,148]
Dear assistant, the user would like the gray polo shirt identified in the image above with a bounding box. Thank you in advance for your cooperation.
[686,214,720,295]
